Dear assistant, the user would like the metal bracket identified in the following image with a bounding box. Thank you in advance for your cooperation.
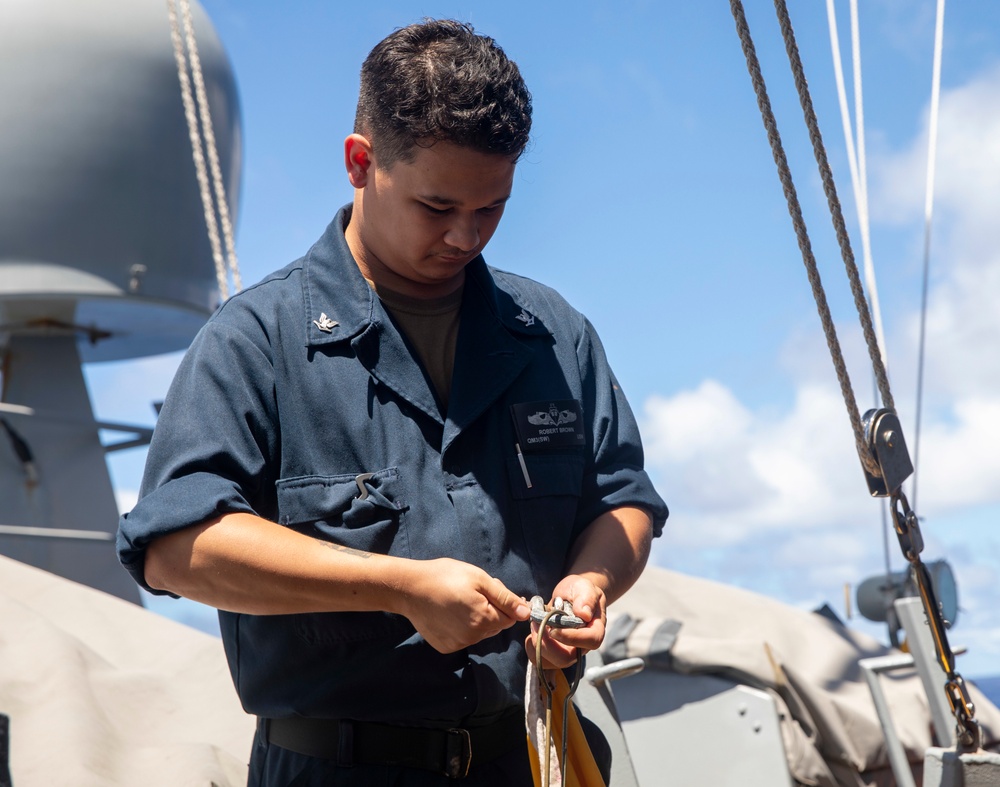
[584,657,646,687]
[862,409,914,497]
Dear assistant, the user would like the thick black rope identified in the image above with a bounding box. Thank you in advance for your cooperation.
[728,0,879,478]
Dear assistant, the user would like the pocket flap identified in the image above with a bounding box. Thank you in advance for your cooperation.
[276,469,405,526]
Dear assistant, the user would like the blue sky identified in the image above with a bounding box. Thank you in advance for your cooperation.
[87,1,1000,677]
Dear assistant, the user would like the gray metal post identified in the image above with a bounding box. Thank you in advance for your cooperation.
[0,334,139,603]
[859,653,919,787]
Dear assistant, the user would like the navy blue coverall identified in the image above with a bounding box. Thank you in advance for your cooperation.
[118,206,667,784]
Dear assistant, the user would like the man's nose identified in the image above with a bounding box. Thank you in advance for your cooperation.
[444,213,479,252]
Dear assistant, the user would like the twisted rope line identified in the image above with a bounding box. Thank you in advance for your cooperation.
[179,0,242,293]
[773,0,893,413]
[729,0,879,478]
[166,0,227,300]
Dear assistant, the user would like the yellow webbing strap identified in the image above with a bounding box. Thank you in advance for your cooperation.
[526,668,606,787]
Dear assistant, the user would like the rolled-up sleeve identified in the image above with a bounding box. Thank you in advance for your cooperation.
[117,304,280,593]
[575,316,668,537]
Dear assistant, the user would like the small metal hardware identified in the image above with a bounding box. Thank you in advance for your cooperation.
[862,408,914,497]
[444,727,472,778]
[354,472,374,500]
[529,596,584,629]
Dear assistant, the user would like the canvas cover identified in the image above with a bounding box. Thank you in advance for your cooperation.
[0,554,253,786]
[606,567,1000,787]
[3,552,997,786]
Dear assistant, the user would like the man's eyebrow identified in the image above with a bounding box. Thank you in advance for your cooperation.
[418,193,512,207]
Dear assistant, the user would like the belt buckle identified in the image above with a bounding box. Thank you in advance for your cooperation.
[444,727,472,778]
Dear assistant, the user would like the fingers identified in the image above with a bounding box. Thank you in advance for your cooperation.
[551,575,603,623]
[526,615,606,665]
[484,576,531,623]
[525,629,586,669]
[404,561,533,653]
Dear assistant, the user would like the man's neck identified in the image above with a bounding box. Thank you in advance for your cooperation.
[344,211,466,300]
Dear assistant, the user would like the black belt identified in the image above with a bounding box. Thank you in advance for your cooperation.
[262,710,526,779]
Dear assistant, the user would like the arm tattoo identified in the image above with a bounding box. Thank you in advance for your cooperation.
[315,539,372,559]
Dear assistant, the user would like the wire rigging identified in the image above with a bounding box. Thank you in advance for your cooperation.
[825,0,895,595]
[825,0,889,373]
[728,0,882,480]
[912,0,947,513]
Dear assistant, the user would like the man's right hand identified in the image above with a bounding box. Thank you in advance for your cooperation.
[397,558,531,653]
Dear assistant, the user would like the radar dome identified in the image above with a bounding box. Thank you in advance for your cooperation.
[0,0,242,362]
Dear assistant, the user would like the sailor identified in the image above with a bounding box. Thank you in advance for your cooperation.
[118,19,667,786]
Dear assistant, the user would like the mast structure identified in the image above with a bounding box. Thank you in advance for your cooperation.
[0,0,242,602]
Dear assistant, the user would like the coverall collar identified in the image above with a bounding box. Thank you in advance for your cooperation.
[300,205,551,440]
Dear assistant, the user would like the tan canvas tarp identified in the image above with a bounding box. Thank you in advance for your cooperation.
[4,552,996,786]
[0,554,254,786]
[609,567,1000,787]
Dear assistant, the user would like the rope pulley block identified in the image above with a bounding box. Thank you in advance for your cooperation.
[861,408,913,498]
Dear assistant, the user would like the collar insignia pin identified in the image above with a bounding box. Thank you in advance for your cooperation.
[515,308,535,327]
[313,313,338,333]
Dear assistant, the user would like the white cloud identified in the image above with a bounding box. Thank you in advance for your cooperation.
[917,397,1000,512]
[873,64,1000,230]
[644,379,870,543]
[641,374,1000,675]
[874,64,1000,405]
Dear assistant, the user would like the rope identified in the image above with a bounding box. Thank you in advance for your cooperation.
[178,0,241,294]
[912,0,947,513]
[728,0,880,478]
[534,608,560,787]
[166,0,241,300]
[532,608,585,787]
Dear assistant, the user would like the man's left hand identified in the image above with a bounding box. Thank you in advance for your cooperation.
[524,574,607,669]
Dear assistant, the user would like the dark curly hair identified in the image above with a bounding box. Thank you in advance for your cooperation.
[355,19,532,167]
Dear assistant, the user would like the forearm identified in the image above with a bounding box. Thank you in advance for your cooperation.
[144,512,531,653]
[566,506,653,605]
[144,512,410,616]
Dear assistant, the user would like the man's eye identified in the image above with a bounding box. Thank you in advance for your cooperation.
[422,204,451,215]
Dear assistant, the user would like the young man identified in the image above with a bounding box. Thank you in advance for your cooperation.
[118,19,667,786]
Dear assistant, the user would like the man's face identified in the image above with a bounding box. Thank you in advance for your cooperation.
[346,139,516,298]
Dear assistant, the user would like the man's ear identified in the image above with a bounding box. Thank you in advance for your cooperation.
[344,134,374,188]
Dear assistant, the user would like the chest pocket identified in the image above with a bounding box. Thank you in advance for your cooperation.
[507,453,584,591]
[275,469,410,557]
